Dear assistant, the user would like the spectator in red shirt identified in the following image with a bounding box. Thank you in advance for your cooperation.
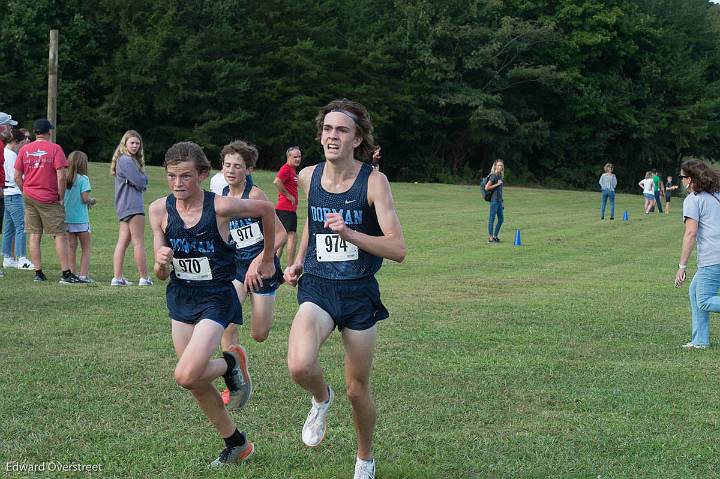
[15,118,81,283]
[273,146,301,264]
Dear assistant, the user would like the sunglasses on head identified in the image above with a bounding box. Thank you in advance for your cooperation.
[679,175,689,179]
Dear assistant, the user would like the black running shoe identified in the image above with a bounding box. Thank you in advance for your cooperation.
[33,271,48,282]
[209,440,254,467]
[223,345,252,410]
[59,273,83,284]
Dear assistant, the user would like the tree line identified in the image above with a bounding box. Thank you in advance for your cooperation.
[1,0,719,190]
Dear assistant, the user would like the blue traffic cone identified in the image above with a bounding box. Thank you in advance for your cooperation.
[623,210,629,222]
[514,228,522,246]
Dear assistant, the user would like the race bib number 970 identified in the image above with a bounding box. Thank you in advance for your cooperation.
[172,257,213,281]
[230,222,263,248]
[315,234,359,262]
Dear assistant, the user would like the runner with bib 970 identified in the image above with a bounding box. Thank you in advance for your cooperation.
[148,141,276,467]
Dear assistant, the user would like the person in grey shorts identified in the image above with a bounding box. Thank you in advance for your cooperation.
[110,130,151,286]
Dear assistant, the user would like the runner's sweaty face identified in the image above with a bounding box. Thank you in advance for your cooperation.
[222,153,248,187]
[321,112,361,162]
[166,161,206,200]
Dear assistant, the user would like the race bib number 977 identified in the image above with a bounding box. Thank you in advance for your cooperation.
[230,222,263,248]
[172,257,213,281]
[315,234,359,262]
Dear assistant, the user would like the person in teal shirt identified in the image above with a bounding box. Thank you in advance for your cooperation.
[64,151,96,283]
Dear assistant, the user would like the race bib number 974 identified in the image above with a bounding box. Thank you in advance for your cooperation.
[315,234,359,262]
[172,257,213,281]
[230,222,263,248]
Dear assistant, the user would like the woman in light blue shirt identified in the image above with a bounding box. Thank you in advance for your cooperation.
[674,158,720,348]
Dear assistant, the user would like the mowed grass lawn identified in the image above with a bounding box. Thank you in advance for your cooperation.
[1,162,716,478]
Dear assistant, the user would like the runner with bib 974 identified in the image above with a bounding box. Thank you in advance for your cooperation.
[284,99,406,479]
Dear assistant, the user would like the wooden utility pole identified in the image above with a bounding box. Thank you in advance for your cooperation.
[48,30,58,142]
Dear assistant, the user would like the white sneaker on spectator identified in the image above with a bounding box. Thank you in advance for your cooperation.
[138,277,153,286]
[111,277,133,286]
[16,257,34,270]
[3,256,17,268]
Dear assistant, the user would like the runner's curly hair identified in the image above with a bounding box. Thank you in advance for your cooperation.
[315,99,376,164]
[681,157,720,194]
[220,140,258,169]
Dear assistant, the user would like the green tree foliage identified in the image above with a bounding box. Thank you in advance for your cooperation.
[1,0,719,188]
[395,1,562,181]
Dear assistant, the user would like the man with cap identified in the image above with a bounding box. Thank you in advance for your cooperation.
[0,112,19,278]
[14,118,81,283]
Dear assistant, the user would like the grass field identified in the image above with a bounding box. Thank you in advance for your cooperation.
[1,162,716,478]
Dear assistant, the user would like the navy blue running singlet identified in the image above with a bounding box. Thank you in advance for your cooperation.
[165,190,235,286]
[223,182,265,264]
[304,162,382,280]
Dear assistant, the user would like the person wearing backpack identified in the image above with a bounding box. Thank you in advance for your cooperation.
[485,159,505,243]
[480,173,493,202]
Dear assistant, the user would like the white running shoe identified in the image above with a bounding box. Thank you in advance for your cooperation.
[3,256,17,268]
[354,458,376,479]
[138,277,153,286]
[16,257,34,270]
[302,385,334,447]
[111,277,133,286]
